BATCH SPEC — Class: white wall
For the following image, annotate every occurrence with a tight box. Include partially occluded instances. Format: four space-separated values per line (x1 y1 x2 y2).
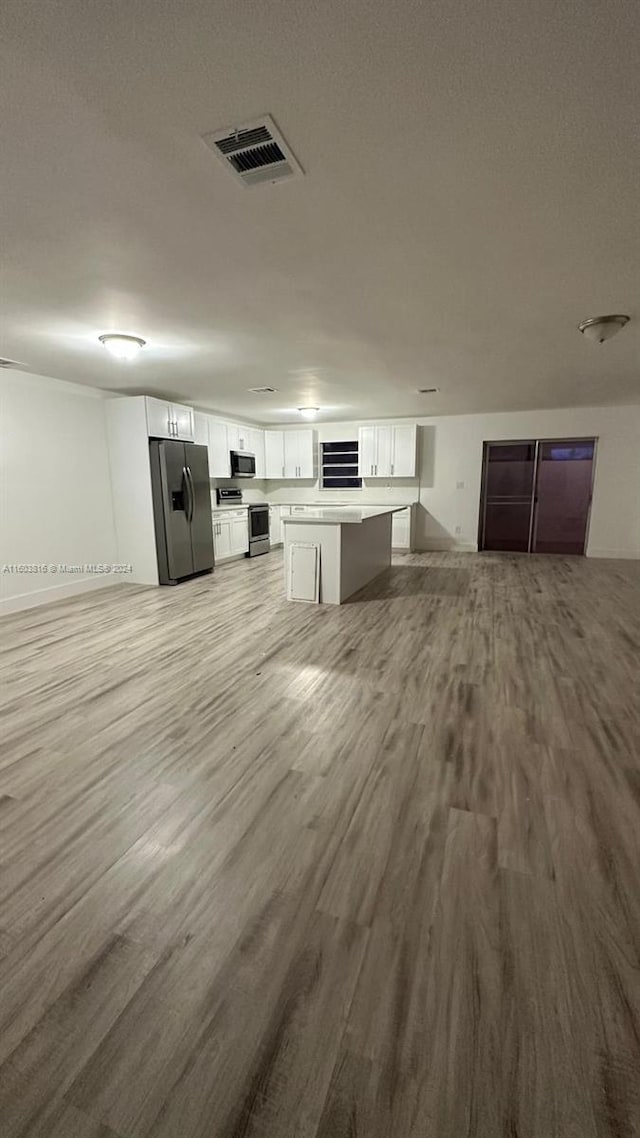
415 405 640 558
268 406 640 558
0 370 118 612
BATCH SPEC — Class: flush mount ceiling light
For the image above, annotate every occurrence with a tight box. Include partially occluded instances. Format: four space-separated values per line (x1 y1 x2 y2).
98 333 146 361
298 406 319 419
577 314 630 343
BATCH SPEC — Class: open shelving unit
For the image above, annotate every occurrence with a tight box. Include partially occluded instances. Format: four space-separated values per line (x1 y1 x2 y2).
320 440 362 489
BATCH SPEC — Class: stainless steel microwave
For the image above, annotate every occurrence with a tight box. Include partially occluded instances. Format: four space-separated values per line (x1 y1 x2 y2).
230 450 256 478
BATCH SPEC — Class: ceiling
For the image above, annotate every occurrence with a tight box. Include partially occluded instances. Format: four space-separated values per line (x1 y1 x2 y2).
1 0 639 424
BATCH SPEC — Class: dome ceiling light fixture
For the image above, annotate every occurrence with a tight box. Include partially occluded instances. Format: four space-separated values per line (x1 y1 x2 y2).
298 406 319 419
577 314 630 344
98 333 146 360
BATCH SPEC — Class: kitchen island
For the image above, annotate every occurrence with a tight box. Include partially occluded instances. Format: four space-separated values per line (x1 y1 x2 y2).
282 506 404 604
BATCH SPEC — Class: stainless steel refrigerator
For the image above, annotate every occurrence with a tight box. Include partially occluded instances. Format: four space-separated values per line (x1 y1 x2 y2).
149 440 214 584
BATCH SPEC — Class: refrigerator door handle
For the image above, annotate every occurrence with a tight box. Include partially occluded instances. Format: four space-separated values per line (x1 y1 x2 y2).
186 465 195 523
182 466 191 523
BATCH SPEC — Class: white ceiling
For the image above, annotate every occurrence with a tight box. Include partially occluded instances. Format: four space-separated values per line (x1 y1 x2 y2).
1 0 639 423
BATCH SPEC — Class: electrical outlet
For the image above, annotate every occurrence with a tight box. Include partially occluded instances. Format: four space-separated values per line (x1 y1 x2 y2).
455 525 462 534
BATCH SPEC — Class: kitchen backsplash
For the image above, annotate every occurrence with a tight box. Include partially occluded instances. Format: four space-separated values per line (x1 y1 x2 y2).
210 476 418 506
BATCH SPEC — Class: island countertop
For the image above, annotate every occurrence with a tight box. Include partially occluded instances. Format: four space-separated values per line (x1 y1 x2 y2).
281 506 405 526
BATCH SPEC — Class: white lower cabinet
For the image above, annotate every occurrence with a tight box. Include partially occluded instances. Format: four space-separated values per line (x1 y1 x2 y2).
212 509 249 561
269 505 282 546
391 507 413 550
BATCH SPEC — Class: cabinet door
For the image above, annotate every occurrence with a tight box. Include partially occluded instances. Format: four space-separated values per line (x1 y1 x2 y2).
193 413 208 446
392 509 411 549
284 432 300 479
269 508 281 545
265 431 285 478
207 420 230 477
230 516 249 555
391 425 417 477
358 426 376 477
213 518 232 559
247 429 265 478
375 426 393 477
226 424 240 451
173 404 194 441
297 430 315 479
145 397 172 438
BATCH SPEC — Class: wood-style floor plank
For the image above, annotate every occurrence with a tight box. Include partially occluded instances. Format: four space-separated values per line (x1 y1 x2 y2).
0 549 639 1137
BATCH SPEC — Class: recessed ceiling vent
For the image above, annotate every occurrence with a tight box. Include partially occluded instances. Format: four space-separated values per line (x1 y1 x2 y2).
249 386 278 393
202 115 303 187
417 387 439 394
0 358 25 369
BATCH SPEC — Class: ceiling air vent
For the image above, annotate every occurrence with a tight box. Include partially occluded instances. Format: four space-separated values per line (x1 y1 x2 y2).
417 387 439 394
202 115 303 187
249 386 278 394
0 358 25 369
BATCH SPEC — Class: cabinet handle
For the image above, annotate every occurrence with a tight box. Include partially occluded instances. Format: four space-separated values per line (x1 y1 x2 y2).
391 463 394 475
282 466 285 478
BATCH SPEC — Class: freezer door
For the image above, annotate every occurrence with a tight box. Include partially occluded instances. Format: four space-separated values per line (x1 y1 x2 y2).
157 440 194 582
184 442 215 573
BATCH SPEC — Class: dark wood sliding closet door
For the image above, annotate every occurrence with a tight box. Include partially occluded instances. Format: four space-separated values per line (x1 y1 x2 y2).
480 441 537 552
479 437 596 555
532 439 595 554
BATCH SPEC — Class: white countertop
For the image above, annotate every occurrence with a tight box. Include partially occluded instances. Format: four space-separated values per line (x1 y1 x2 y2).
281 506 405 526
211 504 249 511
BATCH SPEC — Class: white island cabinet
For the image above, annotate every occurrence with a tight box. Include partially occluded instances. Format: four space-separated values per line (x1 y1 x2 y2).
282 507 404 604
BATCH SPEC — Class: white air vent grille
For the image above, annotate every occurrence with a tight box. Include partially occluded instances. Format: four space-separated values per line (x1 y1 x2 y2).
0 358 25 369
202 115 303 187
249 386 278 393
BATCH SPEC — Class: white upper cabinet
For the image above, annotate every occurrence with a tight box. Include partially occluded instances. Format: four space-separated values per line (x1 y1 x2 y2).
375 426 393 477
193 413 209 446
283 430 315 479
208 419 231 477
283 432 299 479
358 424 416 477
246 428 266 478
358 426 377 478
145 397 194 441
265 431 285 478
296 430 315 479
226 424 240 452
173 404 195 440
390 424 417 477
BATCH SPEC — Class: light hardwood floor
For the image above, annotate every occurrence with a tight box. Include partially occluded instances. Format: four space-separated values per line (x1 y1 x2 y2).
0 550 639 1137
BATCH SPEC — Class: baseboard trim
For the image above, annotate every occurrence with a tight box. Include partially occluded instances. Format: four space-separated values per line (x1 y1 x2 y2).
586 548 640 560
0 576 124 616
417 540 478 553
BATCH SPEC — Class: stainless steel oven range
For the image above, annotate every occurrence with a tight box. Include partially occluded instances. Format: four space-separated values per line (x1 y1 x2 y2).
248 503 270 557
